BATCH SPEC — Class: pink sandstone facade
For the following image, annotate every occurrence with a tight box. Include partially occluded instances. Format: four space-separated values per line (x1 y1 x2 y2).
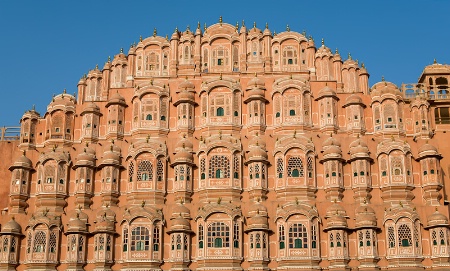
1 19 450 271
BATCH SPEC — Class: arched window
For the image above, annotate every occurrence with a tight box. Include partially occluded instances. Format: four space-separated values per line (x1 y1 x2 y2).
398 224 412 247
209 155 230 179
207 222 230 248
131 226 150 251
137 160 153 181
277 157 284 178
289 223 308 248
278 224 285 249
216 107 224 116
33 231 46 252
289 109 296 116
198 224 204 248
287 157 304 177
146 114 152 120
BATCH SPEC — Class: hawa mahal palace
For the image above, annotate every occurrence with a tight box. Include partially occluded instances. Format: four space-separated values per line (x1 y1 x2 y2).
0 18 450 271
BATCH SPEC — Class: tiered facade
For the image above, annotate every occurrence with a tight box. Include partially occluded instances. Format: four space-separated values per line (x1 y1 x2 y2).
1 19 450 271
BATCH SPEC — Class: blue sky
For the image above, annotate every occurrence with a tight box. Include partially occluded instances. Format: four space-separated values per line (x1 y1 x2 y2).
0 0 449 126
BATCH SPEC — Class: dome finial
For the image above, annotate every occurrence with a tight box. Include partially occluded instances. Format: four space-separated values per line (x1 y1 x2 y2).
434 58 437 64
235 21 239 30
219 16 223 25
265 22 268 29
286 24 290 32
139 35 142 42
382 75 385 81
175 26 178 33
253 21 256 28
361 62 365 68
108 56 111 62
186 25 190 32
348 53 352 60
302 30 306 36
120 47 124 53
197 21 200 29
322 38 324 45
335 48 339 54
153 28 157 37
242 20 245 27
95 64 99 69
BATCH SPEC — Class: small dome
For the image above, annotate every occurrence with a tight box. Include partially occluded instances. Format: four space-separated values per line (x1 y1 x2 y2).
10 153 33 169
103 61 111 70
247 75 265 89
1 217 22 235
315 44 332 58
171 216 191 227
107 92 126 106
247 215 268 230
349 138 370 157
427 210 449 227
247 201 268 217
67 214 88 233
179 79 195 90
248 146 268 160
418 143 438 156
172 204 191 217
174 149 193 163
77 148 95 161
355 205 377 228
317 86 337 98
248 135 266 148
128 45 136 55
175 137 194 151
178 90 195 101
325 203 348 229
82 102 100 114
247 87 265 98
323 136 341 147
326 203 347 217
371 81 400 97
345 94 363 105
100 145 121 165
103 150 120 162
323 145 342 156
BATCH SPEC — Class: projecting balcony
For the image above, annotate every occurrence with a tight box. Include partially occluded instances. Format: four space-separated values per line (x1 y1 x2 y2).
402 83 450 100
